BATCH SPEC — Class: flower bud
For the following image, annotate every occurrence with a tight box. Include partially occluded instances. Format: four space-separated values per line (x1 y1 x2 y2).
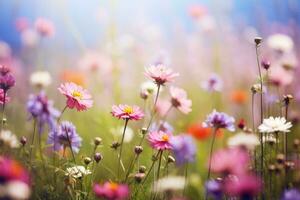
254 37 262 46
94 137 102 146
237 119 245 130
294 139 300 149
84 157 92 165
261 60 271 70
283 94 293 106
251 84 261 94
167 155 175 163
139 165 146 173
94 153 103 163
134 146 143 155
111 141 120 149
134 173 145 183
276 154 285 164
2 118 7 125
140 91 149 100
141 128 147 135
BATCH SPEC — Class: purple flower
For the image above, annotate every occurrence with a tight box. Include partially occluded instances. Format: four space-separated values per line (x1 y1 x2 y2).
150 121 174 134
170 134 196 165
47 121 82 153
203 110 235 131
0 73 15 91
281 189 300 200
201 73 223 92
27 92 60 134
205 179 223 200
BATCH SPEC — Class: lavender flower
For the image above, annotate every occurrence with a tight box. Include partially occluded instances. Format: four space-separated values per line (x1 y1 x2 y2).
205 179 223 200
27 92 60 134
281 189 300 200
47 121 82 153
203 110 235 131
201 73 223 92
170 134 196 165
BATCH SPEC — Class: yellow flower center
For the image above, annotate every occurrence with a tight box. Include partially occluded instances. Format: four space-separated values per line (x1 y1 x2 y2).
108 182 118 191
72 91 82 99
124 106 133 114
162 134 169 142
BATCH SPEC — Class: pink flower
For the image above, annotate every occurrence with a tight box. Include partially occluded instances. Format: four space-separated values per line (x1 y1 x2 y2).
58 82 93 111
170 86 192 114
145 64 179 85
111 104 144 121
34 18 55 37
15 17 29 32
155 100 172 117
0 89 10 104
224 174 262 198
210 148 250 176
148 130 173 150
93 182 129 200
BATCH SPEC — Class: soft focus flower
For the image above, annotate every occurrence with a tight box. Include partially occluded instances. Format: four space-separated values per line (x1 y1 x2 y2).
201 73 223 92
30 71 52 88
267 34 294 53
145 64 179 85
210 148 250 175
65 166 91 179
230 90 248 104
0 89 10 104
148 130 173 150
227 132 259 150
188 4 207 19
187 123 223 141
21 29 39 47
170 134 196 165
269 67 293 87
48 121 82 153
5 180 31 200
140 81 158 97
60 69 86 86
224 174 262 198
15 17 29 32
111 104 144 121
0 41 11 59
34 18 55 37
205 179 222 200
27 92 60 133
203 110 235 131
169 86 192 114
153 176 185 193
150 121 174 135
58 82 93 111
111 126 134 143
281 189 300 200
258 117 292 133
0 130 19 148
93 182 129 200
78 51 112 73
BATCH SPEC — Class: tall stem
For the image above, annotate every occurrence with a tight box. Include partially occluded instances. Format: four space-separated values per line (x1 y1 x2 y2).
146 84 161 130
1 90 6 130
29 118 37 166
252 93 257 171
66 130 77 164
118 119 129 180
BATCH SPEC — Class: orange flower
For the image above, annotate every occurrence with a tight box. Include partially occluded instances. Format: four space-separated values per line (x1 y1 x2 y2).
60 69 85 86
187 123 223 141
230 90 248 104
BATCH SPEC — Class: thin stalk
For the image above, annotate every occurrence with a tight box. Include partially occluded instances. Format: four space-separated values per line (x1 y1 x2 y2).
66 130 77 164
252 92 257 172
183 164 188 196
118 119 129 180
146 84 161 130
1 90 6 130
29 118 37 166
284 104 289 188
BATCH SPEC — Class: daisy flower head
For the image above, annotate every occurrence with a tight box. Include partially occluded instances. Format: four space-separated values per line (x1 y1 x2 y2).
58 82 93 111
148 130 173 150
203 110 235 132
30 71 52 88
170 86 192 114
258 117 292 133
227 132 259 150
0 130 19 148
93 181 129 200
153 176 185 193
111 104 144 121
145 64 179 86
65 165 91 179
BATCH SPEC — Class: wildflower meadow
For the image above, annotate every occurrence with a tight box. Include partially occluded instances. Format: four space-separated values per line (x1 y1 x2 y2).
0 1 300 200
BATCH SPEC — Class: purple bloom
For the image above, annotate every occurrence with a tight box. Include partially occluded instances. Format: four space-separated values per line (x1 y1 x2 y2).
201 73 223 92
27 92 60 134
203 110 235 131
170 134 196 165
47 121 82 153
0 73 15 91
205 179 223 200
281 189 300 200
150 121 174 134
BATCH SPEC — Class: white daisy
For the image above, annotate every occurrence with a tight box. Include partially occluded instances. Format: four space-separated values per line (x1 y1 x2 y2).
258 117 292 133
262 135 277 144
65 166 91 179
111 126 134 143
267 34 294 53
227 132 259 150
0 130 19 148
30 71 52 88
153 176 185 193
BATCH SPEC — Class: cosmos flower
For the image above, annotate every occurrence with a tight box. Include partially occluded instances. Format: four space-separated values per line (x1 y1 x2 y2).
201 73 223 92
205 179 223 200
153 176 185 193
281 189 300 200
170 134 196 165
34 17 55 37
258 117 292 133
0 130 19 148
65 166 91 179
267 34 294 53
47 121 82 153
58 82 93 111
148 130 173 150
210 148 250 175
27 92 60 133
93 182 129 200
169 86 192 114
145 64 179 85
30 71 52 88
203 110 235 132
224 174 262 199
111 104 144 121
0 89 10 104
227 132 259 150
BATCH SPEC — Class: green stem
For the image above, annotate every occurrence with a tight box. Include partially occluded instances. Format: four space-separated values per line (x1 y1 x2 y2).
118 119 129 180
29 119 37 166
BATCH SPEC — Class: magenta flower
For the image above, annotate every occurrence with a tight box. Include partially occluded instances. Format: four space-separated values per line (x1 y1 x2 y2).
170 86 192 114
111 104 144 121
224 174 262 198
148 130 173 150
145 64 179 85
0 89 10 104
34 18 55 37
93 182 129 200
209 148 250 176
58 82 93 111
